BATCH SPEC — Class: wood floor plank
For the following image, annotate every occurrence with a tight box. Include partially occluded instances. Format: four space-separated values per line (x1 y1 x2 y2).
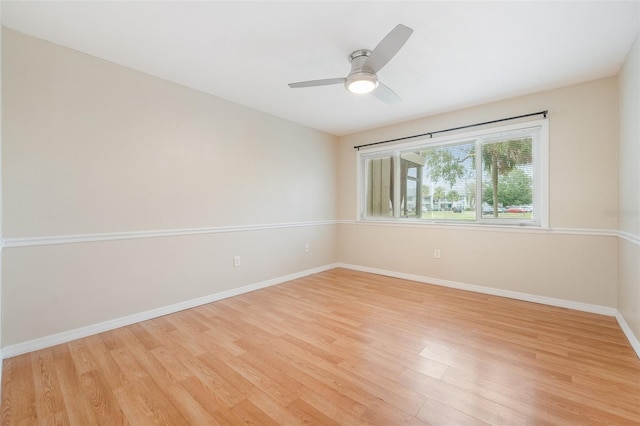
245 388 307 425
66 340 98 376
360 397 429 426
196 338 299 406
30 350 69 424
400 368 530 425
286 398 341 426
161 383 219 425
236 337 375 415
82 335 131 391
11 368 37 425
2 357 38 426
112 384 163 425
177 376 226 420
50 346 99 426
148 347 193 383
230 398 280 426
417 399 489 426
175 352 245 408
78 370 128 426
2 268 640 425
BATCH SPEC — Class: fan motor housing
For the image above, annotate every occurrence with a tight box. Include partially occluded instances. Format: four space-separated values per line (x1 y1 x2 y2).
345 49 379 93
349 49 373 71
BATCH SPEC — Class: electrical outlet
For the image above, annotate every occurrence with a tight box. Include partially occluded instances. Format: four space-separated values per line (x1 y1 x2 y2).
305 244 310 253
434 249 441 259
233 256 241 267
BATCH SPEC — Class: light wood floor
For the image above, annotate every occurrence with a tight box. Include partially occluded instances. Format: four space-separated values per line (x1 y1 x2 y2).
2 268 640 425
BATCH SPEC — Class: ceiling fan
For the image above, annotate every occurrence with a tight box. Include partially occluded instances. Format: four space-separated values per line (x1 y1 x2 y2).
288 24 414 104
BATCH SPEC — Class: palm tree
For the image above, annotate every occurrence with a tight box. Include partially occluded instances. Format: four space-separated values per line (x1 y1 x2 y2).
482 138 532 217
433 186 446 210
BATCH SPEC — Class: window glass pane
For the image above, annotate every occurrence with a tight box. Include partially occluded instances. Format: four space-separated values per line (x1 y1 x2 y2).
418 142 476 220
365 155 394 217
404 179 417 216
400 153 423 218
481 137 533 220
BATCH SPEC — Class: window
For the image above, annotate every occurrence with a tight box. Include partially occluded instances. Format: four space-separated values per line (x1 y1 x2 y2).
358 120 548 227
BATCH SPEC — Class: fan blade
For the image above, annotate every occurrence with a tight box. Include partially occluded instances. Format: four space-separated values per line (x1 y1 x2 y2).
288 78 346 88
364 24 413 73
372 82 401 104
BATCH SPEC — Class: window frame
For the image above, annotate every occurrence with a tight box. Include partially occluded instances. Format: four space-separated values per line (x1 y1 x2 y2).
356 119 549 228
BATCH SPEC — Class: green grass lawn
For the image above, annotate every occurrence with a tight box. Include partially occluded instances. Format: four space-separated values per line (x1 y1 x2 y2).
417 210 533 220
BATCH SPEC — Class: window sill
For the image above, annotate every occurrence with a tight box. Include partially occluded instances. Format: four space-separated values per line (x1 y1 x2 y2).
352 218 551 234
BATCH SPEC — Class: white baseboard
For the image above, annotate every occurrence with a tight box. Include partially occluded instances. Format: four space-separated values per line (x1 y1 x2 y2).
338 263 617 316
1 263 339 359
615 311 640 359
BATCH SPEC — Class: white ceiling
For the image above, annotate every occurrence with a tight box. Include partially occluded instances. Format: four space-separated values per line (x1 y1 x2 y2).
2 1 639 136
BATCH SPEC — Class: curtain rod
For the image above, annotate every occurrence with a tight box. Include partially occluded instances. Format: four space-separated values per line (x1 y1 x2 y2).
353 110 548 150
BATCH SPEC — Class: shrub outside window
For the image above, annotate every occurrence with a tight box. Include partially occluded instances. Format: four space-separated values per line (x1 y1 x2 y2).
358 120 548 227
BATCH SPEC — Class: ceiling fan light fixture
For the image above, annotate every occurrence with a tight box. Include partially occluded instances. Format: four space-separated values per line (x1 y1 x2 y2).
346 72 378 94
288 24 412 104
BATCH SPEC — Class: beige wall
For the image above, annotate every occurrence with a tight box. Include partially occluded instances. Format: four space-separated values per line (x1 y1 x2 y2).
618 37 640 238
338 78 619 307
3 29 337 237
618 34 640 341
339 224 617 305
1 29 338 346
